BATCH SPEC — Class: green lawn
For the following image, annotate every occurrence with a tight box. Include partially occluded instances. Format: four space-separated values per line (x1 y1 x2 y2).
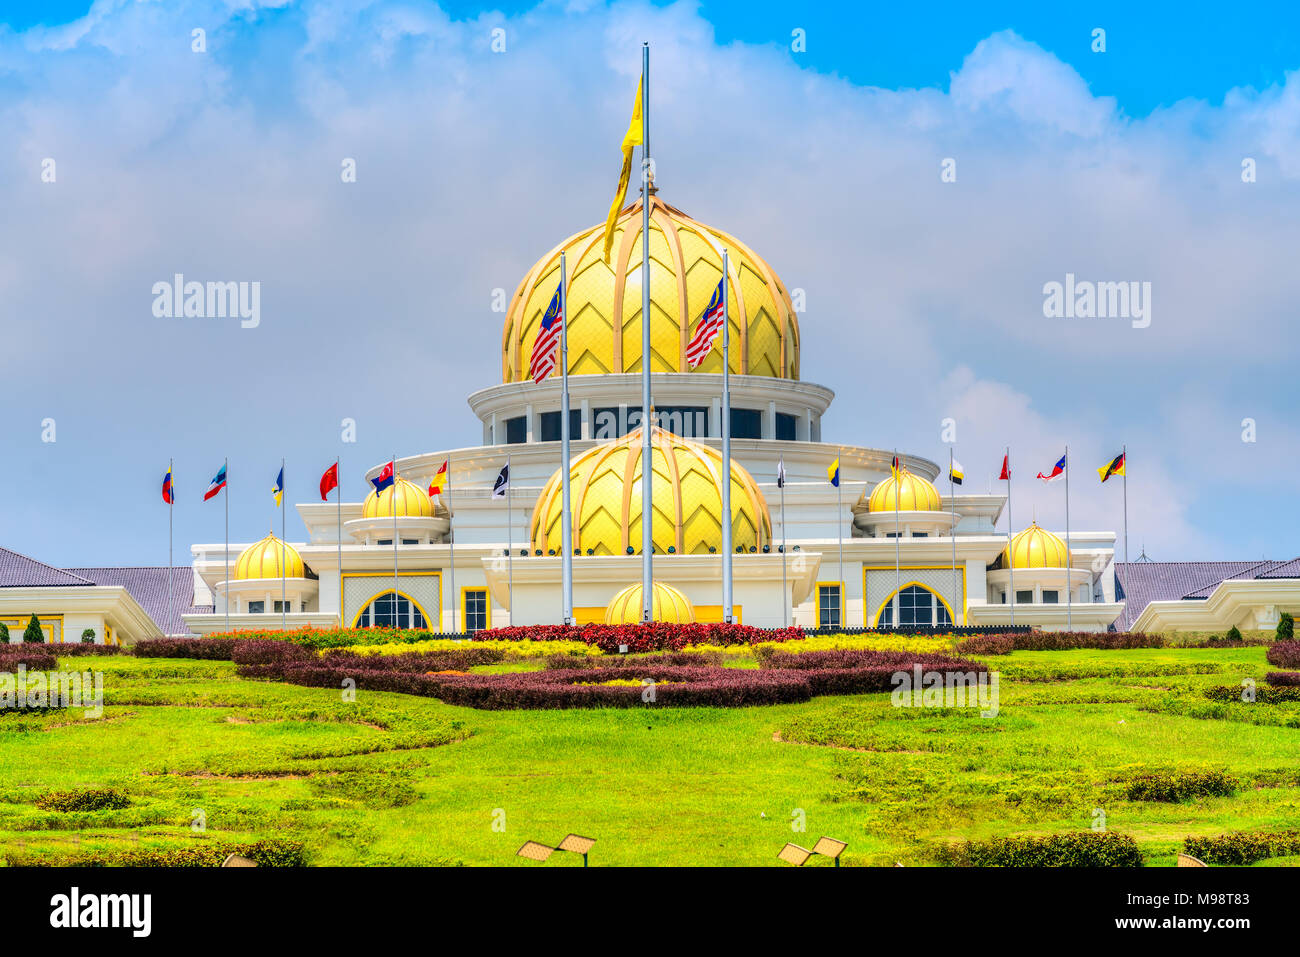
1 646 1297 866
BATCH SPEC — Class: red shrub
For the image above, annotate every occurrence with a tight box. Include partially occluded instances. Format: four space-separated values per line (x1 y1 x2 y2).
133 638 237 660
473 621 803 653
1267 641 1300 670
1265 671 1300 687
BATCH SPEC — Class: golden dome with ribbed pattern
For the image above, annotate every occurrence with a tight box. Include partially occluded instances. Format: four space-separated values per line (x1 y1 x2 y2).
604 581 695 624
234 531 305 580
1003 522 1071 569
502 196 800 382
530 424 771 556
362 477 434 519
866 469 942 512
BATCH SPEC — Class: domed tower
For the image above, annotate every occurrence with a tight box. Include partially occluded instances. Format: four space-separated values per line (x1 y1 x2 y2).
853 467 956 539
215 531 318 617
347 476 449 546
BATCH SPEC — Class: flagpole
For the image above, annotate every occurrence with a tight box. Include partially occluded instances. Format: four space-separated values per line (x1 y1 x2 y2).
837 468 843 626
448 456 457 633
507 453 513 623
950 448 959 625
640 40 653 622
721 249 733 623
168 458 173 638
1006 446 1014 627
393 453 400 626
280 458 286 630
560 251 574 626
780 458 788 628
893 450 901 627
1064 445 1073 631
1122 444 1129 629
336 457 343 628
223 457 229 630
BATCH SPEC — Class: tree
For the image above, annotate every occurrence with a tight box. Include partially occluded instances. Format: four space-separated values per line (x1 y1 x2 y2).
0 622 8 644
1277 612 1295 642
1226 625 1243 643
81 628 97 644
22 614 44 644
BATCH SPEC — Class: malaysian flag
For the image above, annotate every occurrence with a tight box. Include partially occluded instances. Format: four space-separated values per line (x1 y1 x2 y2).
685 279 726 369
528 285 564 382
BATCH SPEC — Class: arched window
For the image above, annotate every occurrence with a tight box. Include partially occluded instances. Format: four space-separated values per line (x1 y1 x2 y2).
877 584 953 628
356 591 427 629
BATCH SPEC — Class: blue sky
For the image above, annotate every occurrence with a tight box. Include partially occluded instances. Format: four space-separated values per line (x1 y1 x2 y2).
1 0 1298 566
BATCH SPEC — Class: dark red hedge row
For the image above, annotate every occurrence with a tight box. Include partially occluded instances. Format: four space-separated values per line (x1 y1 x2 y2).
1266 641 1300 669
0 646 59 670
471 621 804 653
955 635 1016 656
994 631 1164 651
1265 671 1300 688
133 637 238 659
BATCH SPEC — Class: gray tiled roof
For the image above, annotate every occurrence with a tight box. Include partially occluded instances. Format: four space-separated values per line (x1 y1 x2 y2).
1116 559 1300 626
0 548 94 587
67 567 196 637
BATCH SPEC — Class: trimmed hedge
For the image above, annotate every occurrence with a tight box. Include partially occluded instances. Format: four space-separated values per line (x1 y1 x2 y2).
993 631 1164 651
934 831 1143 867
0 647 59 671
1265 671 1300 687
474 622 804 653
1123 769 1237 803
1184 829 1300 866
1204 683 1300 704
955 635 1015 656
43 644 126 657
133 638 237 660
35 787 131 812
1266 641 1300 669
4 838 306 868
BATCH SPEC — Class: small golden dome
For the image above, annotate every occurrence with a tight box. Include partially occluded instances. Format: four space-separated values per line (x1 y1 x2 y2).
502 195 799 382
604 581 695 624
362 477 434 519
1003 522 1071 569
234 531 305 580
867 469 942 512
530 424 771 556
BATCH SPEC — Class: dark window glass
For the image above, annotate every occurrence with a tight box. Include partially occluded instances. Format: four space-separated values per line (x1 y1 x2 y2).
504 416 527 444
358 592 426 629
464 589 489 633
775 412 797 441
817 585 841 628
730 407 762 439
539 409 583 442
248 600 265 614
1042 590 1059 604
401 539 420 545
273 600 290 613
878 585 952 627
1015 590 1033 604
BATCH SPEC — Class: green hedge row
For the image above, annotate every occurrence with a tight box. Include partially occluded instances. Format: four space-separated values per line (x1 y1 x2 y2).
933 831 1143 867
1184 829 1300 866
1123 769 1237 802
4 838 306 868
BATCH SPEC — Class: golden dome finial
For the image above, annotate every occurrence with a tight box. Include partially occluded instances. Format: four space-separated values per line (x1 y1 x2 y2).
1004 523 1070 569
605 581 693 624
234 531 305 581
866 467 942 512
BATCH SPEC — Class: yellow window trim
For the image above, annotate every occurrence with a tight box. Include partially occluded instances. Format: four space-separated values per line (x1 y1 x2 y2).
460 586 491 632
873 581 958 628
863 565 967 626
815 581 844 626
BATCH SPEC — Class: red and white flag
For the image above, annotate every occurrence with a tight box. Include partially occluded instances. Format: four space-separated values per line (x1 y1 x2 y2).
685 279 726 369
528 285 564 382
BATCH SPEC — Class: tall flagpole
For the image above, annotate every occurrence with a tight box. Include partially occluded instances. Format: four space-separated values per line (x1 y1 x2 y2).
1064 445 1073 631
224 457 229 630
836 467 843 625
640 40 653 621
893 451 901 626
336 457 343 627
280 457 286 630
392 453 400 626
560 251 574 626
1006 446 1014 626
950 448 959 625
721 249 734 623
780 458 788 628
1118 444 1128 631
507 453 514 622
168 458 174 638
448 456 457 633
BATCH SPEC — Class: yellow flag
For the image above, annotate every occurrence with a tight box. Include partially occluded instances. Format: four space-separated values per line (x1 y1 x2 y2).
603 74 644 263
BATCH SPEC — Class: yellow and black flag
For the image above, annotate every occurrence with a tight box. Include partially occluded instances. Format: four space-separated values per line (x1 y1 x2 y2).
1098 451 1126 482
602 74 644 263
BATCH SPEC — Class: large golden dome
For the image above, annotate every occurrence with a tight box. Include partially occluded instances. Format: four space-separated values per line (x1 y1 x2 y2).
604 581 695 624
362 477 435 519
502 195 799 382
1003 522 1071 569
866 469 942 512
234 531 305 580
530 424 771 556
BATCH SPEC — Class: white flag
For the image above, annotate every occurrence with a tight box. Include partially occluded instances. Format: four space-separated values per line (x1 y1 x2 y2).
777 458 786 489
492 464 510 499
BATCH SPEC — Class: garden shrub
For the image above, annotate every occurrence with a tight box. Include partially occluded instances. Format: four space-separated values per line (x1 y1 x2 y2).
308 772 418 808
1226 625 1243 642
1277 612 1295 642
0 622 7 643
132 638 238 660
1265 671 1300 688
4 838 306 868
0 646 59 671
955 635 1015 655
990 631 1164 651
35 787 131 812
1184 829 1300 866
22 614 44 644
1204 683 1300 703
80 628 96 644
321 646 505 672
229 639 316 666
934 831 1143 867
475 621 804 653
1122 769 1237 802
1266 641 1300 669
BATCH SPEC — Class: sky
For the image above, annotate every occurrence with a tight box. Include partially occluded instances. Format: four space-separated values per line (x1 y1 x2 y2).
1 0 1298 567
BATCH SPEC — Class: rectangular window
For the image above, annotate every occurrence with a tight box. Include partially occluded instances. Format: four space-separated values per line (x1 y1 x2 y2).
539 409 583 443
1015 590 1033 604
247 600 265 614
273 600 291 613
729 407 762 439
464 588 489 633
817 584 841 628
401 538 420 545
775 412 797 441
377 539 392 546
1042 590 1059 604
504 415 527 444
